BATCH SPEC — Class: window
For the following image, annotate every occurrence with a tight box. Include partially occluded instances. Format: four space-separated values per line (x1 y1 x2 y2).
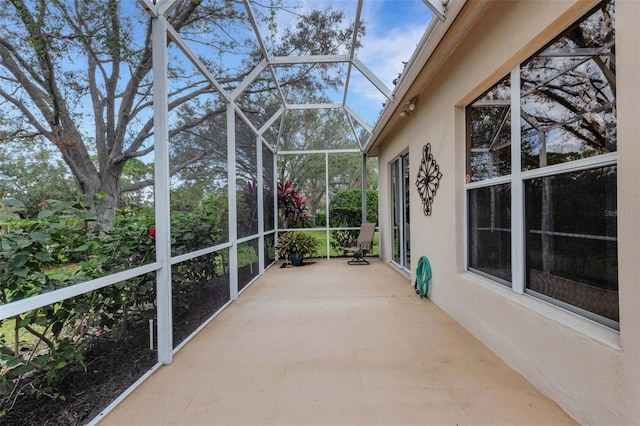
468 183 512 284
525 166 618 324
466 77 511 183
466 0 618 329
466 76 512 284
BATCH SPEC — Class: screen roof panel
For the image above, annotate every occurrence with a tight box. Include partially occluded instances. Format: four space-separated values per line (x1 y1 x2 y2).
143 0 438 152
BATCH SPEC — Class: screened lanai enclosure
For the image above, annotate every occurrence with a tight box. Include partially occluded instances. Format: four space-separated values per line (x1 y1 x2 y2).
0 0 443 422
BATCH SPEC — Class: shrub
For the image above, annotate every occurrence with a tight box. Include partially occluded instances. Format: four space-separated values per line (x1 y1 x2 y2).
329 189 378 253
0 199 231 414
315 211 326 227
274 231 319 262
329 189 378 227
278 181 310 228
0 199 106 406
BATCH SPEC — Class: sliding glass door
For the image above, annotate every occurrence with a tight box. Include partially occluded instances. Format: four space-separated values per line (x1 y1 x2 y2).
391 153 410 271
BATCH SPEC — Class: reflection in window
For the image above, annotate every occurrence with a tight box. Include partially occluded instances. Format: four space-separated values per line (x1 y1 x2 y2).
468 184 512 284
467 77 511 182
521 0 616 170
391 153 409 270
525 166 618 324
465 0 618 329
392 159 401 265
404 154 411 270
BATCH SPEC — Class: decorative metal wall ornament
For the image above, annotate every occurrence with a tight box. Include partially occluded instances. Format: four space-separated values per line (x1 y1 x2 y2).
416 143 443 216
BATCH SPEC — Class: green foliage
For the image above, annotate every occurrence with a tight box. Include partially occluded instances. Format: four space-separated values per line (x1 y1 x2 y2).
329 189 378 252
330 230 357 254
199 192 229 242
237 243 259 268
170 190 229 255
0 199 101 301
0 198 231 414
0 200 133 400
0 199 105 409
329 189 378 227
274 231 320 261
170 211 220 256
237 181 259 237
120 159 154 209
315 211 326 227
0 141 80 218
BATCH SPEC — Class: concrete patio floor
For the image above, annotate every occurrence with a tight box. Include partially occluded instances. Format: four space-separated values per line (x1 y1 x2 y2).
100 259 576 425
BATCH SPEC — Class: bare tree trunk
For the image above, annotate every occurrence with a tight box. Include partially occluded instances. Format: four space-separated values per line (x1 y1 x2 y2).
54 123 122 227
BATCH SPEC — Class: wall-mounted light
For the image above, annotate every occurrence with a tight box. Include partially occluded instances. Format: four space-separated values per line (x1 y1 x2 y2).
400 98 417 118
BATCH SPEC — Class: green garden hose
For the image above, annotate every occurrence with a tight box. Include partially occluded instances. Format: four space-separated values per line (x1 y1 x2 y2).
415 255 432 298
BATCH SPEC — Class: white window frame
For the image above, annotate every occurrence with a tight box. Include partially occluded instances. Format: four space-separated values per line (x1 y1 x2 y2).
464 4 618 329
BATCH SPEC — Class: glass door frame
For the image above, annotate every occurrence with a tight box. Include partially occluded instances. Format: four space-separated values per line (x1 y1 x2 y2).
391 152 410 272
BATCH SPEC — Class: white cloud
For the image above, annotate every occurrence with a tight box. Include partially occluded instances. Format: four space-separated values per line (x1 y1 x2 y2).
346 22 427 119
247 0 433 124
359 25 426 89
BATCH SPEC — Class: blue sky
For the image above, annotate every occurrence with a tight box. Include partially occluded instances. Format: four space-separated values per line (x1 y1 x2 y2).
250 0 436 124
100 1 434 142
133 0 435 125
354 0 435 121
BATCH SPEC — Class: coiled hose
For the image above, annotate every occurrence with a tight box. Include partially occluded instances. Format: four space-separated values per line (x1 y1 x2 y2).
415 255 432 298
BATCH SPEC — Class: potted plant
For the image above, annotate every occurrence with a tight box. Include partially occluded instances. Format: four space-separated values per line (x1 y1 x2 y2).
274 231 320 266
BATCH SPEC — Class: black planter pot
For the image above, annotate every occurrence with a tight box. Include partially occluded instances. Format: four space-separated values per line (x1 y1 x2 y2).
289 253 304 266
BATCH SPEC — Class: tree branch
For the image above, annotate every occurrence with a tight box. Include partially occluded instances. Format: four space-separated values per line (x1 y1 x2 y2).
0 42 53 135
0 86 51 138
122 87 227 160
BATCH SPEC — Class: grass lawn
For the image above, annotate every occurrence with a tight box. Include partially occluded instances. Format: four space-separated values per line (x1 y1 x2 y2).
305 229 380 258
0 317 44 350
1 318 16 347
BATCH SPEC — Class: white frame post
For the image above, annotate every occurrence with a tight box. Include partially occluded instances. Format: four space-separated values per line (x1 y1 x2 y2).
325 152 331 258
257 136 265 274
152 13 173 364
510 65 525 294
362 154 367 224
273 151 278 236
227 103 239 300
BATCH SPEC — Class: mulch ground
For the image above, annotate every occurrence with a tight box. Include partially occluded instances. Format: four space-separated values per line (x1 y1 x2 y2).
1 277 230 426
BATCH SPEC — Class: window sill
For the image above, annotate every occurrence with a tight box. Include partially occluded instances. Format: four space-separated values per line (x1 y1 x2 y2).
460 271 621 350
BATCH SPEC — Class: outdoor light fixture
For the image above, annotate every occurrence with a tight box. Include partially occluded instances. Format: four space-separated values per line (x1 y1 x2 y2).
400 98 417 118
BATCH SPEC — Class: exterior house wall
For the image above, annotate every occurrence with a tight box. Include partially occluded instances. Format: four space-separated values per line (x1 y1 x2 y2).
375 1 640 424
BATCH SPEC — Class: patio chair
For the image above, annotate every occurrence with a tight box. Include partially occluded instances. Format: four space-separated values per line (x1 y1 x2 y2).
345 223 376 265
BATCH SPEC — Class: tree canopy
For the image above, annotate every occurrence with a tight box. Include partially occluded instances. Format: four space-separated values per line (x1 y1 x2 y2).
0 0 363 223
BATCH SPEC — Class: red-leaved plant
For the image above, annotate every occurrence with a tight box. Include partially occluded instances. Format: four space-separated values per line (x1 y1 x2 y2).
277 181 309 228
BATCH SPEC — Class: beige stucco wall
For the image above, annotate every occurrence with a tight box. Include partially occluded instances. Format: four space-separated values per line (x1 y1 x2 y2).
375 1 640 424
